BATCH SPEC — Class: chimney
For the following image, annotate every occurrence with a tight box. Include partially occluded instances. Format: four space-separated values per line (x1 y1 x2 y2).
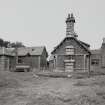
66 13 78 37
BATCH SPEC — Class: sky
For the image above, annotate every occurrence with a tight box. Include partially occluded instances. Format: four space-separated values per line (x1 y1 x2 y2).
0 0 105 54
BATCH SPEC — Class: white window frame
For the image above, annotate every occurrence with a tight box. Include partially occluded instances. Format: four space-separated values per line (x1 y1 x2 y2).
65 46 74 55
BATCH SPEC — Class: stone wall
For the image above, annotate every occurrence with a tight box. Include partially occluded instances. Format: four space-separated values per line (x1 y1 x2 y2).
53 38 88 55
90 54 101 71
52 38 90 71
0 56 10 71
101 43 105 67
18 56 39 70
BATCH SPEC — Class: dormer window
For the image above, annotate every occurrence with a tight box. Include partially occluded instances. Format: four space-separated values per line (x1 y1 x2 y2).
65 45 74 55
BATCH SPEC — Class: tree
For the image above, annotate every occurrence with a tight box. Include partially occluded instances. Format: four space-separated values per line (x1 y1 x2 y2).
0 37 25 48
10 42 25 48
3 41 10 48
0 38 4 47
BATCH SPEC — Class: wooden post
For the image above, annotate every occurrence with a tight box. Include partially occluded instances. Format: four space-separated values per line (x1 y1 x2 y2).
56 55 58 70
88 55 91 77
83 54 86 71
2 47 5 71
15 47 18 64
53 55 56 69
1 56 5 71
7 58 9 71
38 56 40 70
14 46 18 71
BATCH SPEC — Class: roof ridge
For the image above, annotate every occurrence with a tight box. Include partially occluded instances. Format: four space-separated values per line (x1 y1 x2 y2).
51 37 91 54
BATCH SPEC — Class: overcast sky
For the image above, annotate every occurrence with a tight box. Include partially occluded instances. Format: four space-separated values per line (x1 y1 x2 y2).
0 0 105 54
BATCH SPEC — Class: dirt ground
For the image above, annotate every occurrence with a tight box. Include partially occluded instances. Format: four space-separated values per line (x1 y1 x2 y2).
0 71 105 105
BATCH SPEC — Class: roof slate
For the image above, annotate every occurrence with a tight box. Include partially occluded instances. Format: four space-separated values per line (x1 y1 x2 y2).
0 46 46 56
51 37 91 54
17 47 45 56
0 47 15 56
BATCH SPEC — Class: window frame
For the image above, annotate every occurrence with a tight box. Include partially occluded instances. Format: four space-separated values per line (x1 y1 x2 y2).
18 58 23 64
91 59 99 66
65 46 74 55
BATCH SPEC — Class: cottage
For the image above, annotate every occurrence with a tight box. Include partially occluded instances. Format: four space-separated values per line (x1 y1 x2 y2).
49 13 105 73
49 14 91 72
0 47 15 71
90 39 105 71
0 46 48 71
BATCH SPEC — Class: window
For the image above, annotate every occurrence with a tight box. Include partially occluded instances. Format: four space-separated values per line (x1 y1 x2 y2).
27 53 31 57
65 46 74 55
18 58 23 64
32 49 34 51
91 59 99 65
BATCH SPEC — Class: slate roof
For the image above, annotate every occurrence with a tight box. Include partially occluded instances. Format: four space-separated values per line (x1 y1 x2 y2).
17 46 46 56
0 47 15 56
0 46 47 56
79 40 90 47
51 37 91 54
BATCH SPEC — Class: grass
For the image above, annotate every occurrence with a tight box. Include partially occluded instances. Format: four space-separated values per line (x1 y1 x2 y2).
0 71 20 89
36 70 90 79
0 70 105 105
73 81 88 86
96 92 105 99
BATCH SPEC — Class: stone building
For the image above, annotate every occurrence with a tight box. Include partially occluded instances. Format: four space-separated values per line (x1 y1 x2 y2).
0 47 14 71
90 39 105 71
49 13 105 72
0 46 48 71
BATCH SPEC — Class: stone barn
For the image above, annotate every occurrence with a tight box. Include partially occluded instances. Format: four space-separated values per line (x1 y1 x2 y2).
49 13 105 72
0 46 48 71
49 14 91 72
90 38 105 71
0 47 14 71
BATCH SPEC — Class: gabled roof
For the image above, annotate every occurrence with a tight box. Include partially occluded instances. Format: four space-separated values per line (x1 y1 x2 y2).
0 46 48 57
51 37 91 54
0 47 15 56
17 46 47 56
79 40 90 47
